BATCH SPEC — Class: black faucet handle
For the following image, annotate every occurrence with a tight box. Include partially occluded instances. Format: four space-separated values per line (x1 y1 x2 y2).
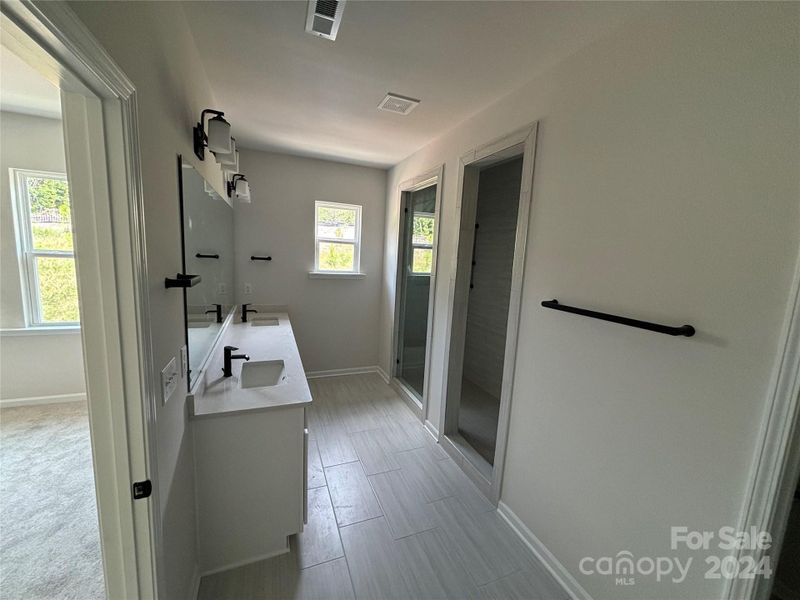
224 345 239 351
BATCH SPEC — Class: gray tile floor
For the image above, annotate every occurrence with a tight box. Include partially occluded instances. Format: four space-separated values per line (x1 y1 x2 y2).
198 373 566 600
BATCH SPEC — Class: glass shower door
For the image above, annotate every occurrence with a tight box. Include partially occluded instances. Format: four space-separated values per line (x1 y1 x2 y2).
396 184 437 400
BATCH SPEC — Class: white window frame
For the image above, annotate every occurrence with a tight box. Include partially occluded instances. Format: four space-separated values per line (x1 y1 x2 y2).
10 168 79 327
314 200 362 274
409 210 435 276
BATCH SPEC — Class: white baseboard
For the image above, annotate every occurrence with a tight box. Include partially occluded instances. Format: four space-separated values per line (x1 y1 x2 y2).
375 365 390 384
497 501 593 600
424 419 440 439
304 365 385 379
0 392 86 408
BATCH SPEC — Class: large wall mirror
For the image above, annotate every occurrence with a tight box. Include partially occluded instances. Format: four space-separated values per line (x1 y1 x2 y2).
178 158 235 386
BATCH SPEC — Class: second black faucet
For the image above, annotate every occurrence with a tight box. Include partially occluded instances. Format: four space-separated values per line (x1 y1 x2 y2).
241 303 258 322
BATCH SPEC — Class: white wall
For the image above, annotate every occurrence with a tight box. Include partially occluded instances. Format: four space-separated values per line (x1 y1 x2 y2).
236 150 387 372
380 4 800 599
0 111 85 401
68 2 230 598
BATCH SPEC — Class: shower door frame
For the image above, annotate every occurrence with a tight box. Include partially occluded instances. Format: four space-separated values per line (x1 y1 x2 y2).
439 123 538 504
391 165 444 422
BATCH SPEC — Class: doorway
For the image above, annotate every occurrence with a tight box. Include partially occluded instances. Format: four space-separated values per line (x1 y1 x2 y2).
441 124 537 501
1 3 158 598
0 41 105 597
392 166 443 418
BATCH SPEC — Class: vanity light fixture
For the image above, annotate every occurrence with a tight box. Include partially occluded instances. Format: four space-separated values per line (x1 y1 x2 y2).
193 109 232 160
215 137 237 166
228 174 251 203
222 149 240 174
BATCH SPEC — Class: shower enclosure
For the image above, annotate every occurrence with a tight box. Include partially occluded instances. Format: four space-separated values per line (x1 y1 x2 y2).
393 172 441 408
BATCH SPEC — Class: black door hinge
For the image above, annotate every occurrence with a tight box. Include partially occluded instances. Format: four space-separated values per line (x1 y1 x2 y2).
132 480 152 500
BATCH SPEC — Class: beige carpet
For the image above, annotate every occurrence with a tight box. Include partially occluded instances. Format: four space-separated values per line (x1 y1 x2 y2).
0 402 105 599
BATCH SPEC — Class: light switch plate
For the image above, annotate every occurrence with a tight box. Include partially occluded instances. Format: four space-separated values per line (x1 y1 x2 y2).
161 356 178 405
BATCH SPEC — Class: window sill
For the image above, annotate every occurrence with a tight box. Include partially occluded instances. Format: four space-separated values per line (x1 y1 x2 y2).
308 271 366 280
0 325 81 337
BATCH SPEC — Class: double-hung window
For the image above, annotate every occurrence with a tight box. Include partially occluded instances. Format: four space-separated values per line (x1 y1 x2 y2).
410 211 434 275
11 169 80 326
314 201 362 273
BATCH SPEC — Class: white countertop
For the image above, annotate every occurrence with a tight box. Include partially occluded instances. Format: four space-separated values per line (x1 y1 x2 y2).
190 313 312 419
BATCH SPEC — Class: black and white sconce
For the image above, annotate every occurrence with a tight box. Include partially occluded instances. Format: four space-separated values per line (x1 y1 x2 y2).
193 109 232 160
215 136 238 168
228 174 251 203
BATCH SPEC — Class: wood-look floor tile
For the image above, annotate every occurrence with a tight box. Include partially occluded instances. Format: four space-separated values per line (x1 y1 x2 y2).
284 557 355 600
315 422 358 467
307 436 326 489
478 566 568 600
368 469 437 539
325 461 382 526
349 428 401 475
395 527 479 599
381 418 430 453
293 486 343 568
339 517 412 600
436 457 495 514
431 497 529 586
394 448 455 502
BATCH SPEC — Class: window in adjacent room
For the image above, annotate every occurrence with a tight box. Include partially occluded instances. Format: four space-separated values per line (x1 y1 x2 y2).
410 211 434 274
314 201 362 273
11 169 80 325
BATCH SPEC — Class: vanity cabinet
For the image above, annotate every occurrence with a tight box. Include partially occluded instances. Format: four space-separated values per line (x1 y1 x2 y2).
193 405 306 573
189 313 312 575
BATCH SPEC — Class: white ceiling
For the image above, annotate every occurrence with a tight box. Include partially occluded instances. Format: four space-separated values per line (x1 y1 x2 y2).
182 1 645 168
0 44 61 120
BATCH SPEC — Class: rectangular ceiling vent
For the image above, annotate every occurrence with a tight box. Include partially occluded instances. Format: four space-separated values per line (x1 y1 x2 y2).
306 0 346 41
378 93 420 116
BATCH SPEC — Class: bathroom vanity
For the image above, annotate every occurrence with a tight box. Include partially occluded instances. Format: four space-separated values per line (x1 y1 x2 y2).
188 312 311 574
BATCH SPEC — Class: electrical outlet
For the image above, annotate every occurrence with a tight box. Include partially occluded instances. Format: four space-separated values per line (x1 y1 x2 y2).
244 282 252 295
218 282 227 295
180 346 188 379
161 356 178 405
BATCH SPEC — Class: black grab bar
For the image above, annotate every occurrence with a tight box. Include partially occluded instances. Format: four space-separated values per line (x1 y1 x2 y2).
541 299 695 337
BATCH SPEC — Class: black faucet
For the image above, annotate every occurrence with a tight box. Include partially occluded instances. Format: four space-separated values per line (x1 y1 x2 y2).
205 303 223 323
222 345 249 377
241 303 258 322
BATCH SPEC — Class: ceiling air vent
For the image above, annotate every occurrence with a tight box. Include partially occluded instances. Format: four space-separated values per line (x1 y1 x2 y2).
306 0 346 41
377 93 420 116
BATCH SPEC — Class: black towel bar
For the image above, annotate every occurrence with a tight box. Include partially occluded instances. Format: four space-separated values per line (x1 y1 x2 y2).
195 253 219 259
541 299 695 337
251 255 272 261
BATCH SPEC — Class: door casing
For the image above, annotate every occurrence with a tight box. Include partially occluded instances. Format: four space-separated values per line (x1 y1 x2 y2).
390 165 444 424
439 123 538 504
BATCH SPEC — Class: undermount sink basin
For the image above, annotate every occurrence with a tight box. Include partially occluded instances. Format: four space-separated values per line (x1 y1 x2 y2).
250 317 279 327
240 359 286 388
